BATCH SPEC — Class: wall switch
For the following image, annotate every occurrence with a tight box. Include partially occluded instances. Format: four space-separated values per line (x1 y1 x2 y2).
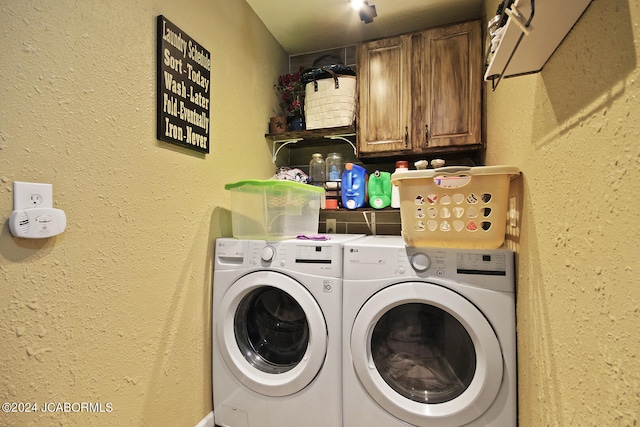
13 181 53 210
326 218 337 234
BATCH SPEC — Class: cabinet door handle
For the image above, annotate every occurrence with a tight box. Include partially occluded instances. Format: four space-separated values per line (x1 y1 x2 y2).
405 126 409 148
425 124 429 146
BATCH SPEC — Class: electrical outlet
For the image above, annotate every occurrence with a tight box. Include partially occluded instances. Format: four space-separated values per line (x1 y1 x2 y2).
326 218 337 234
13 181 53 210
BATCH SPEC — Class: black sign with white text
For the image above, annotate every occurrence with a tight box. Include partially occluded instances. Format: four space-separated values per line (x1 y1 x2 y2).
157 15 210 154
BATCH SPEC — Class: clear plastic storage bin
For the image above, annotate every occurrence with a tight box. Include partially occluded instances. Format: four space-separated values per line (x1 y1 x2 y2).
391 166 520 248
225 180 324 240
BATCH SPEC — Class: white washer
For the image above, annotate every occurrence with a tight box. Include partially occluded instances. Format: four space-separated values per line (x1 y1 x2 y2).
343 235 516 427
212 235 363 427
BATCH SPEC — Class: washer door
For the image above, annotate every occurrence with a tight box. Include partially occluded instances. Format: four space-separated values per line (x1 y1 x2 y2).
217 271 327 397
350 281 503 427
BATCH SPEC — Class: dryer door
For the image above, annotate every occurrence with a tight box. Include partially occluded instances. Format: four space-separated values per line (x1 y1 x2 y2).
216 271 328 397
350 281 503 427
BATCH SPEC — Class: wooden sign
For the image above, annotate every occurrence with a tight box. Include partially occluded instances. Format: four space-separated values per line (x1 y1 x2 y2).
157 15 211 153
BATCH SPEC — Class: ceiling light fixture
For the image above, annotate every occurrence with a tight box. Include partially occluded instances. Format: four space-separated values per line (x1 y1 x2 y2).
350 0 364 10
350 0 377 24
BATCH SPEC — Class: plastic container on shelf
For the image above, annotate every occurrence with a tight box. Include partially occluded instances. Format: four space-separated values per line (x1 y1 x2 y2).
325 152 343 181
309 153 326 186
224 180 324 240
368 170 392 209
391 166 520 248
341 163 367 209
391 160 409 208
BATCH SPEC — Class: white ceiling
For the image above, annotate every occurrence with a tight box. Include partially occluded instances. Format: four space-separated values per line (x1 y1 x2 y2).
246 0 484 55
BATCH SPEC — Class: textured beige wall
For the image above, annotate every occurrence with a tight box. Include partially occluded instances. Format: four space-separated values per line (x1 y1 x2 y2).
0 1 285 426
483 0 639 425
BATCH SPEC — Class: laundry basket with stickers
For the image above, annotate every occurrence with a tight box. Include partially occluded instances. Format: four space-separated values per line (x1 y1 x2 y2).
391 166 520 248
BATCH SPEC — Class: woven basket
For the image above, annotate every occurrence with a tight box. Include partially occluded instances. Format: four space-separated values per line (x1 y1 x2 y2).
304 69 356 130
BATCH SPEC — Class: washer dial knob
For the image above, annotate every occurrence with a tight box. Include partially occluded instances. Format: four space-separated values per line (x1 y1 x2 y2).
410 252 431 272
261 246 275 262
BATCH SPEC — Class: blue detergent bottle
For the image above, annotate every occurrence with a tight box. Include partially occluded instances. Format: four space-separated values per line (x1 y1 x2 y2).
341 163 367 209
368 170 392 209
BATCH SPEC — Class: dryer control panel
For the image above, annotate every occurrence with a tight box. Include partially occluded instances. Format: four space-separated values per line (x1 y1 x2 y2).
343 236 514 292
456 253 508 276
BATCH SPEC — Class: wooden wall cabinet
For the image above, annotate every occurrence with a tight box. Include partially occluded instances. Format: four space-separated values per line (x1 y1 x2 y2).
356 34 413 155
357 20 483 158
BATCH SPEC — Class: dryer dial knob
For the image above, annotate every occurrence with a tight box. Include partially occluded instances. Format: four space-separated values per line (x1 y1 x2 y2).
261 246 275 262
410 252 431 272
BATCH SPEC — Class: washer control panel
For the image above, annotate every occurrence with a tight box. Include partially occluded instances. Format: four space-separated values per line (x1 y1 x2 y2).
295 245 333 264
214 238 345 277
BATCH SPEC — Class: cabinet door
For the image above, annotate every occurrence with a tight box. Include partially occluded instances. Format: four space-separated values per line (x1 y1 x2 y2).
356 35 412 156
415 21 482 150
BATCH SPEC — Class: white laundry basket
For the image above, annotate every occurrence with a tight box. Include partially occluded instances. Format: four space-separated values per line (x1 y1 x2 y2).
391 166 520 248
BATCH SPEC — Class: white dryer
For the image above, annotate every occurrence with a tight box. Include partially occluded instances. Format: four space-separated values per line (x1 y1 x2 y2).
212 235 363 427
343 235 516 427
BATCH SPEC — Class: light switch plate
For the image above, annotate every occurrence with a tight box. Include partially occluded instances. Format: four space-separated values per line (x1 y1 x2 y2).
13 181 53 210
